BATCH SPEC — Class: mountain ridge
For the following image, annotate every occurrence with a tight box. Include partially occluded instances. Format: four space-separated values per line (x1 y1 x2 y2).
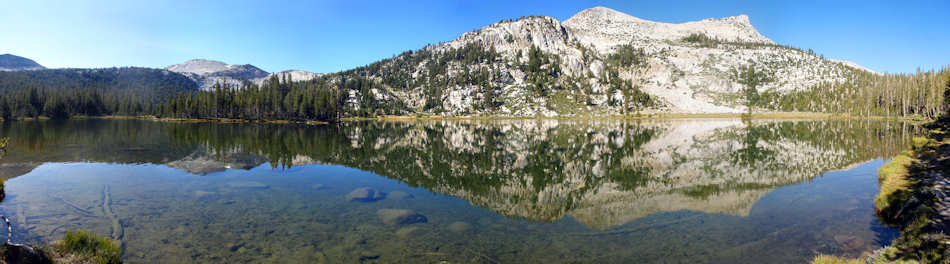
334 6 874 115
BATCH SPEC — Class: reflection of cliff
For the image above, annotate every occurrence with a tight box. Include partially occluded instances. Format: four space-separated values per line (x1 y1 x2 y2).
0 119 917 229
319 119 915 229
166 150 267 175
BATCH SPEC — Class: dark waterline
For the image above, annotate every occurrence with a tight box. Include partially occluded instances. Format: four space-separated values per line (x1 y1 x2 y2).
0 119 918 263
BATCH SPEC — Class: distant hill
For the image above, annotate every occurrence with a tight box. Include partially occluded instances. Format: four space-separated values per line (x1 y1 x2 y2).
165 59 323 90
0 67 198 103
0 54 45 71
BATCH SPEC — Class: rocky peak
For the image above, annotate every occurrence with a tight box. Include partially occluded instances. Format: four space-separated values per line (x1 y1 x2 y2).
685 14 771 44
724 14 751 25
566 6 649 25
564 7 773 52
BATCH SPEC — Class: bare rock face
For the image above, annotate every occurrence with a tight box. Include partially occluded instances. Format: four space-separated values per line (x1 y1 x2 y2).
377 209 427 226
346 187 386 202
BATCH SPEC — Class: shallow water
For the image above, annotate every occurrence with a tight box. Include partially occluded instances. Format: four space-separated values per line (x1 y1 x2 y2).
0 119 919 263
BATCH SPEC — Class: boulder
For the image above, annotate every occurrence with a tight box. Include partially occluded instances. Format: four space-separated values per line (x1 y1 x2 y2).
0 243 52 264
377 209 427 226
395 226 421 239
447 221 471 233
833 235 865 251
226 181 269 189
346 187 386 202
387 191 413 200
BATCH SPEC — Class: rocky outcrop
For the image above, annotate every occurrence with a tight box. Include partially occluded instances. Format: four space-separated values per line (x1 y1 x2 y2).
255 70 323 86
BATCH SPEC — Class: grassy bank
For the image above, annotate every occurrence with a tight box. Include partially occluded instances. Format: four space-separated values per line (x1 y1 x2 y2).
876 117 950 262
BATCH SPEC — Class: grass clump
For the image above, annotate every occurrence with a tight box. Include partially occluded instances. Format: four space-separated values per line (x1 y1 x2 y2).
0 137 7 149
810 254 865 264
811 252 922 264
57 230 121 264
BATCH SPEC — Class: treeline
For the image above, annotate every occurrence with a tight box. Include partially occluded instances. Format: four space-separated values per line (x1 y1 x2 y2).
0 71 409 122
159 74 408 121
762 66 950 118
0 87 155 120
0 67 197 102
0 67 196 120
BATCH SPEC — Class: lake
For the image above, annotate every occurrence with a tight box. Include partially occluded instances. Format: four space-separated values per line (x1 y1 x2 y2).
0 118 919 263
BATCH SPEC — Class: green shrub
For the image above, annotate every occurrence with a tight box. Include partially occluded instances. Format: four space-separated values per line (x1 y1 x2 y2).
681 33 721 47
59 230 121 264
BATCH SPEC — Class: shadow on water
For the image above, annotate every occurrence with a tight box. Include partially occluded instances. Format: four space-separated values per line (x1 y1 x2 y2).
0 118 924 263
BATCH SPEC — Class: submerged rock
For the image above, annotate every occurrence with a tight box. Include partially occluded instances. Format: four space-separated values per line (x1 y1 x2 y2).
226 181 269 189
395 226 421 239
194 190 216 199
377 209 427 226
357 251 380 261
311 184 329 190
833 235 865 251
447 221 471 233
387 191 413 200
347 187 385 202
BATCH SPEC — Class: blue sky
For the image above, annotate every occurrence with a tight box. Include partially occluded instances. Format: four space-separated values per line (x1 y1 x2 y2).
2 0 947 74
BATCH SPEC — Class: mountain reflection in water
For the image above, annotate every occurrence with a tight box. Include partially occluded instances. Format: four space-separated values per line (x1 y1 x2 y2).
0 119 918 263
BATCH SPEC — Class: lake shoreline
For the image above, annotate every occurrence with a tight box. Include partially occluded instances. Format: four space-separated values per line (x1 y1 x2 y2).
2 111 929 125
